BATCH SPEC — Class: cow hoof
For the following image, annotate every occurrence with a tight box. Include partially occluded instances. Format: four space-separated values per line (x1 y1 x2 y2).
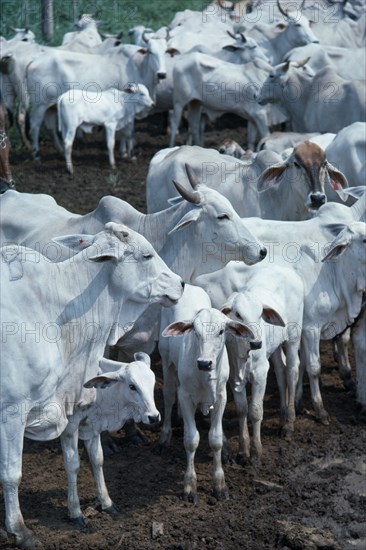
101 433 121 456
235 452 249 467
315 409 330 426
70 516 86 529
343 377 356 393
103 503 120 515
124 421 149 446
213 487 229 501
183 491 199 505
17 531 44 549
280 424 294 439
152 440 170 455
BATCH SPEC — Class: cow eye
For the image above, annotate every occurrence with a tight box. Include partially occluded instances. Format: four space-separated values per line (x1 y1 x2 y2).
293 160 300 168
143 253 153 260
217 214 229 220
236 312 243 321
219 329 224 335
129 384 137 391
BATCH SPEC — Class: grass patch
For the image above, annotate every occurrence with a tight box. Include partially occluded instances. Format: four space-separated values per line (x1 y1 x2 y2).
1 0 211 45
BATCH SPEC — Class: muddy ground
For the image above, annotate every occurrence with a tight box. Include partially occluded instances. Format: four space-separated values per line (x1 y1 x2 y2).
1 115 366 550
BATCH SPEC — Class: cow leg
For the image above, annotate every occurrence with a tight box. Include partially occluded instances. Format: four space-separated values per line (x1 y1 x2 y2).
272 347 287 431
252 110 269 150
119 122 135 160
284 342 300 436
0 423 41 548
247 121 258 151
63 127 76 175
333 330 355 391
187 101 203 146
159 361 177 446
60 426 84 526
209 390 228 500
169 104 183 147
29 104 48 160
229 378 250 464
17 103 32 151
301 330 329 425
179 389 200 504
83 436 118 514
249 362 268 465
104 123 117 168
352 308 366 409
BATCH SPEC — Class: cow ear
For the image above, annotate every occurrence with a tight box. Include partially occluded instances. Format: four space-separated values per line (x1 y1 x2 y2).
168 208 201 234
326 163 349 198
220 305 232 316
52 234 95 251
322 227 352 262
324 223 348 237
162 320 194 336
84 373 119 389
226 321 255 340
134 351 151 367
261 306 285 327
257 164 287 192
340 186 366 200
322 243 349 262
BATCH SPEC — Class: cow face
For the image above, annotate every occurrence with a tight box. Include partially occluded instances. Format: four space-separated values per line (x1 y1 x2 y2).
257 141 348 214
139 37 168 81
53 222 184 309
168 165 267 269
274 10 319 48
84 352 161 425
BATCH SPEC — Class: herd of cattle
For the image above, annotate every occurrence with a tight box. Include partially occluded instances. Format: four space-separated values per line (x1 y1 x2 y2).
0 0 366 548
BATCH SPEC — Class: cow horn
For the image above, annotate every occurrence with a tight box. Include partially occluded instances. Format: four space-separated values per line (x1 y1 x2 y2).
295 56 310 68
277 0 288 18
240 32 247 43
142 30 151 43
185 163 199 189
173 180 201 204
226 30 237 40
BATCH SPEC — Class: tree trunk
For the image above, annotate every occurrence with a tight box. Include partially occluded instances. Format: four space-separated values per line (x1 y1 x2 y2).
41 0 54 42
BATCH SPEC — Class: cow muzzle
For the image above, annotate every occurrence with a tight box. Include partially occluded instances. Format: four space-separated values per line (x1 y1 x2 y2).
250 340 262 350
148 413 161 424
197 359 213 371
309 192 326 208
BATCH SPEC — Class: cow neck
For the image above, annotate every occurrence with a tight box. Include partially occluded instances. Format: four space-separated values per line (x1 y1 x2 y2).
139 200 192 252
54 256 116 336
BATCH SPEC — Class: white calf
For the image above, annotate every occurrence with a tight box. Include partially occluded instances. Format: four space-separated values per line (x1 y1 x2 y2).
58 84 154 173
159 285 254 503
196 265 304 463
60 352 160 525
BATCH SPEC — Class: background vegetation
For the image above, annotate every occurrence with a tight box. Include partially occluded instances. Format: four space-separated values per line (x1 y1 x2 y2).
0 0 212 45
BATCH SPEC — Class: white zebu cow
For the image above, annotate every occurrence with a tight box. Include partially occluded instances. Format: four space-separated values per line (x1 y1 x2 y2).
63 352 160 526
168 53 271 149
0 223 183 548
237 5 319 64
204 195 366 420
57 84 154 173
196 265 304 463
326 122 366 191
146 143 348 218
60 13 102 51
159 285 254 503
284 43 366 81
258 62 366 133
24 37 169 158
